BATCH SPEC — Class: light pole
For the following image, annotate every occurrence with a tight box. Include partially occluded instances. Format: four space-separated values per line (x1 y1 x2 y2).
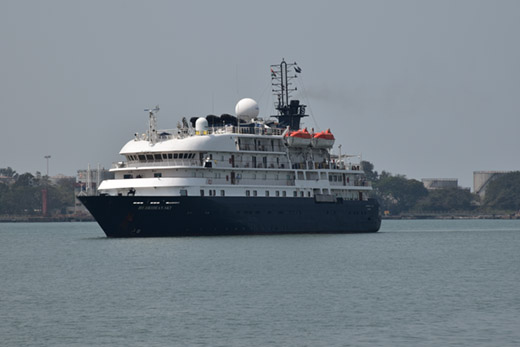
44 155 51 176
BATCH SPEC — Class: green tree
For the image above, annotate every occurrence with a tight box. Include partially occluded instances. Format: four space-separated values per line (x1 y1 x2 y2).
0 183 9 214
13 173 35 188
0 170 78 216
373 175 428 214
483 172 520 211
1 173 41 214
360 160 378 182
48 177 76 212
0 167 18 178
415 188 476 212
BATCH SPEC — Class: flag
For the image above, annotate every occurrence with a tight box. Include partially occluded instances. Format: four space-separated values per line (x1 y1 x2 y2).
294 66 302 73
271 68 276 77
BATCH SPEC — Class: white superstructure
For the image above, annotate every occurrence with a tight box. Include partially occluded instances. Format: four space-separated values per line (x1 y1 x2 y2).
99 101 372 201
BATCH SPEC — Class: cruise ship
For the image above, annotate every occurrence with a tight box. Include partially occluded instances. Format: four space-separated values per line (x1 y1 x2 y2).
78 60 381 237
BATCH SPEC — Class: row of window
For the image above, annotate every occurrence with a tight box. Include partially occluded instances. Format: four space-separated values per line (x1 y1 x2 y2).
201 189 225 197
127 153 197 161
244 190 311 197
124 173 162 179
176 189 363 200
197 189 314 198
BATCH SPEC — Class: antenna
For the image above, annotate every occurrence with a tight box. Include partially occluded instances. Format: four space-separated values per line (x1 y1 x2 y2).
144 105 160 144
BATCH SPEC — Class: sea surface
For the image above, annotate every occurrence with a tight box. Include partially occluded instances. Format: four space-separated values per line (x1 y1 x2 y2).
1 219 519 347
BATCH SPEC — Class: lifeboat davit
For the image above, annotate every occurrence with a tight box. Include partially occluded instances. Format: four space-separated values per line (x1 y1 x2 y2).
285 128 312 147
311 129 335 148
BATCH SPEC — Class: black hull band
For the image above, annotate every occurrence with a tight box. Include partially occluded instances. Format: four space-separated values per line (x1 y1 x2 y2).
78 196 381 237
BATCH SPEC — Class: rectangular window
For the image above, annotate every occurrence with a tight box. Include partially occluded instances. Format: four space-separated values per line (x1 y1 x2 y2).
123 174 133 179
246 190 250 197
174 153 178 159
293 191 297 197
138 155 145 161
282 191 286 197
168 153 173 159
276 191 280 197
200 190 205 197
154 154 161 160
154 173 162 178
265 191 269 197
253 190 257 197
300 191 304 197
162 154 168 159
146 154 154 160
220 190 225 196
180 189 188 196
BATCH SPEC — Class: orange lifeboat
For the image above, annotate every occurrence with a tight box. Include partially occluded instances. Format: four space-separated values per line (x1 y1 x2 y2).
285 128 312 147
311 129 335 148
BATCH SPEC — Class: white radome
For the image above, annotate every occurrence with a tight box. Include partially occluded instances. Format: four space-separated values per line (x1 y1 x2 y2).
195 117 208 132
235 98 259 121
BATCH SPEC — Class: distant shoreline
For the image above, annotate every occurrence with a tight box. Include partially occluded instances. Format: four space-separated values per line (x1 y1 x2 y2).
1 214 518 223
383 213 519 220
0 215 95 223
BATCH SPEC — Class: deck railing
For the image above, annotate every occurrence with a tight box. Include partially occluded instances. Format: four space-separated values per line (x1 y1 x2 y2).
154 125 286 140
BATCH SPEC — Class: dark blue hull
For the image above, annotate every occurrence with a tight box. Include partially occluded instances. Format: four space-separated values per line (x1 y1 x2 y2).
78 196 381 237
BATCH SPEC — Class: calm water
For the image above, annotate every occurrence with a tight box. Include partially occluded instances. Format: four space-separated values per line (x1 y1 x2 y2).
1 220 519 347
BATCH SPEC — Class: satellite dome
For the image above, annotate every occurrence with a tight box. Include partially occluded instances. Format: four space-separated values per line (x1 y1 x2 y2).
235 98 259 121
195 117 208 132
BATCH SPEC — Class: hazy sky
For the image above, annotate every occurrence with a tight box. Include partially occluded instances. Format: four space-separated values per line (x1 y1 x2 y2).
1 0 519 188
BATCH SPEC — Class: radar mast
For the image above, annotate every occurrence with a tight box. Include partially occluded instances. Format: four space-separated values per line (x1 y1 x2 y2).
271 59 307 130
